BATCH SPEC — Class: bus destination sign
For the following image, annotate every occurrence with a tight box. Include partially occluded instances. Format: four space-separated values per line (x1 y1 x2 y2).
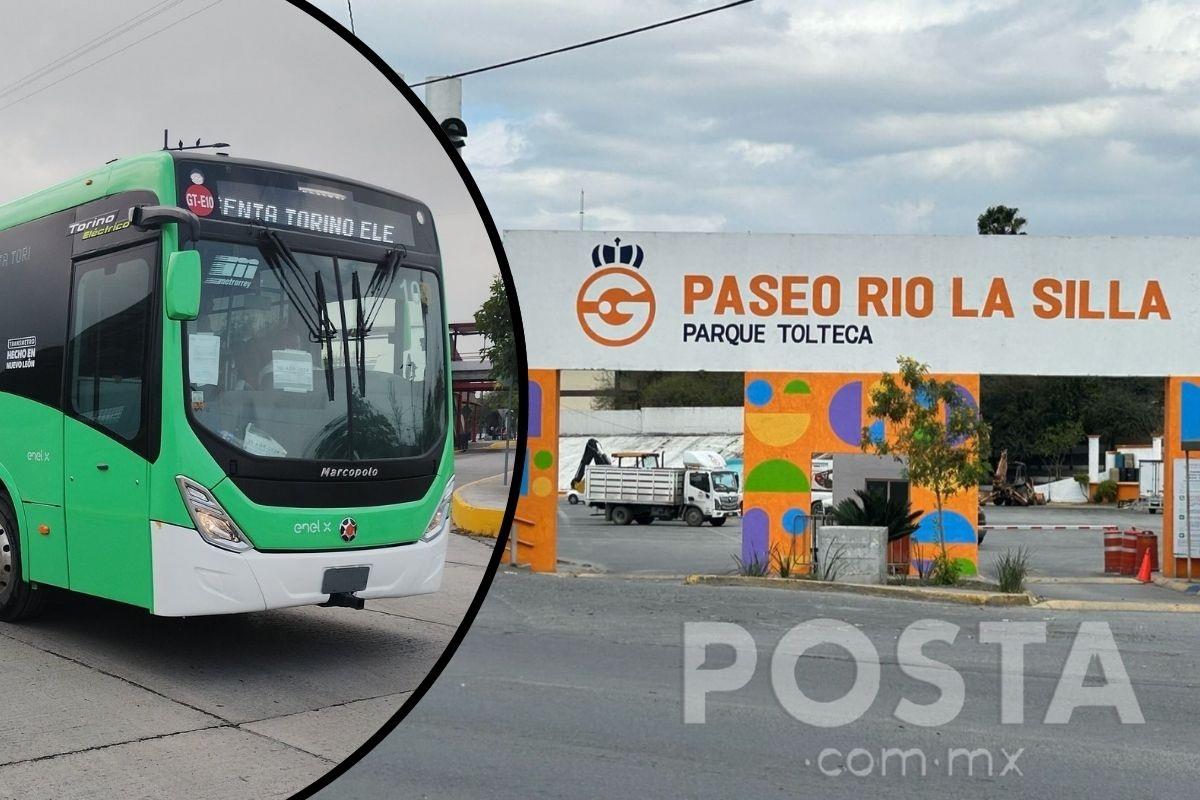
181 166 417 247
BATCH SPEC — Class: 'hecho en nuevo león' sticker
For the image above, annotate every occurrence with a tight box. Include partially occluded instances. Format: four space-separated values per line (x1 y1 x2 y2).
5 336 36 370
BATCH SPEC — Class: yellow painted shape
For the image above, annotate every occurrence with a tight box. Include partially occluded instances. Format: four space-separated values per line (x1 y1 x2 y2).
745 412 811 447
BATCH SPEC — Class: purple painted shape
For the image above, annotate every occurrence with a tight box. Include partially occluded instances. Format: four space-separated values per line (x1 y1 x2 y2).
946 383 978 445
829 381 863 446
742 508 770 566
528 380 543 439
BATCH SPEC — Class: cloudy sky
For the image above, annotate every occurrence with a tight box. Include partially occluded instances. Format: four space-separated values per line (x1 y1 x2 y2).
2 1 498 321
313 0 1200 237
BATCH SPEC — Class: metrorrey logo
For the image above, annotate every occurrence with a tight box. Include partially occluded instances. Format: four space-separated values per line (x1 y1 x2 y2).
576 237 655 346
205 255 259 288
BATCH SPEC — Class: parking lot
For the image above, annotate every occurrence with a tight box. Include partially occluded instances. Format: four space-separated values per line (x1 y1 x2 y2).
0 449 503 800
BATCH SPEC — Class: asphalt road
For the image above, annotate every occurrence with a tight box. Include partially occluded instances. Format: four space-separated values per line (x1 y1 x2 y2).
318 570 1200 799
0 448 504 800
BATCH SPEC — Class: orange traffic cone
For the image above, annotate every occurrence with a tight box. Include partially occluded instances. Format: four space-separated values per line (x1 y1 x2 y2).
1136 548 1153 583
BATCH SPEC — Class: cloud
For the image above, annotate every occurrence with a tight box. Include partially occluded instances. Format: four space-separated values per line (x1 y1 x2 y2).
464 118 530 169
727 139 795 167
1107 1 1200 92
883 198 936 232
307 0 1200 237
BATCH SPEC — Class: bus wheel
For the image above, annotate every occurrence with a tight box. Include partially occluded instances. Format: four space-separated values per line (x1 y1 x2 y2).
710 517 727 527
0 498 48 623
610 506 633 526
684 507 705 527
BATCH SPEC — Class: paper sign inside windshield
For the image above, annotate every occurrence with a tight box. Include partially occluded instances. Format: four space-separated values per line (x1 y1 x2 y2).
189 333 221 386
272 349 314 394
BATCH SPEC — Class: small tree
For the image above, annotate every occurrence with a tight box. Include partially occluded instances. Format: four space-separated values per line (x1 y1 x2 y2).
977 205 1027 235
861 357 992 579
474 275 516 388
1035 419 1084 479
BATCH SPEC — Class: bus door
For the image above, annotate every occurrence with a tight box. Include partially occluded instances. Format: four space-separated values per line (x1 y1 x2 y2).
62 243 155 608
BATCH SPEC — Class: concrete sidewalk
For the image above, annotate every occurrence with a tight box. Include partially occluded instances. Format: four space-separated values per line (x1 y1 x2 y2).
451 473 516 537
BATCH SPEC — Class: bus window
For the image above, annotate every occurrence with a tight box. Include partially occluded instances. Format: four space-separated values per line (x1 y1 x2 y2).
68 249 153 443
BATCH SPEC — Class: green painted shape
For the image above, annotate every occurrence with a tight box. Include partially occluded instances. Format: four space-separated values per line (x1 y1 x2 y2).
534 450 554 469
783 379 811 395
953 557 977 576
744 459 810 493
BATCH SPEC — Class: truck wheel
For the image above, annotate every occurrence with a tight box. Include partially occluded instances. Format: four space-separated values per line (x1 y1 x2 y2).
709 517 727 527
611 506 633 526
567 494 580 505
0 496 48 623
634 513 654 525
684 507 705 527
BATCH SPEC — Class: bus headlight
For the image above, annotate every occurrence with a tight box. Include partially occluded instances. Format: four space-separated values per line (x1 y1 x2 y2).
176 477 253 552
421 479 455 543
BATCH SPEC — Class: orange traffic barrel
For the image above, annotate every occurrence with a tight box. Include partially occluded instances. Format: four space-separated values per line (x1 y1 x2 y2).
1120 529 1141 575
1103 527 1126 574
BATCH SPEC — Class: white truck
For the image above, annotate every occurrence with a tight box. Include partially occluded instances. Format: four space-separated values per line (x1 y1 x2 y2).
584 451 742 527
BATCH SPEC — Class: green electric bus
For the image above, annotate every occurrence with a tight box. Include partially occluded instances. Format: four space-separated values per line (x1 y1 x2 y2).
0 151 454 619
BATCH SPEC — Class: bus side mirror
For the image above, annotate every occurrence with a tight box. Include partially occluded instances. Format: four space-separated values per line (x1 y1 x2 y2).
166 250 202 321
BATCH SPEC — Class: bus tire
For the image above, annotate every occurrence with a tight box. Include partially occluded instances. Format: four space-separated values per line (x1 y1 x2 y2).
0 497 48 623
684 506 705 527
710 517 727 527
610 506 633 526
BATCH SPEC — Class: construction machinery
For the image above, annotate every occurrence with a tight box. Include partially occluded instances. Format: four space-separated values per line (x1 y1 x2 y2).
988 450 1046 506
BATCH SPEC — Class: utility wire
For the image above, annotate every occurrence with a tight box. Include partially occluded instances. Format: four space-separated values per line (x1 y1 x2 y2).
0 0 225 114
0 0 184 100
346 0 356 34
411 0 757 87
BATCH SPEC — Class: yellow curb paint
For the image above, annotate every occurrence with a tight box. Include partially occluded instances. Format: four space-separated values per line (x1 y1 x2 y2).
451 476 506 538
682 575 1032 606
1035 599 1200 613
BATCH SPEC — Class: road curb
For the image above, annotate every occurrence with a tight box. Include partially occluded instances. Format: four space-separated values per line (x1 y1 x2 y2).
451 475 506 538
1032 598 1200 613
1152 576 1200 595
682 574 1033 606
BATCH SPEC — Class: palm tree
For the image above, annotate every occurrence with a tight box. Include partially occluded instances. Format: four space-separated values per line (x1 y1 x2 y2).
830 489 922 542
977 205 1027 235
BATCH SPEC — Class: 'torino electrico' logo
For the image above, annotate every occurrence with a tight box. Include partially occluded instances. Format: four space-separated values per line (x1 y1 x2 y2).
576 237 655 346
339 517 358 543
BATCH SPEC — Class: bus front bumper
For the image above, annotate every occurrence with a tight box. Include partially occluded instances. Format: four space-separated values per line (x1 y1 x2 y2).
149 519 448 617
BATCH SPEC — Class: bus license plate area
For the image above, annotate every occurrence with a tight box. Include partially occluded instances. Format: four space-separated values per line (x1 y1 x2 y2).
321 566 370 594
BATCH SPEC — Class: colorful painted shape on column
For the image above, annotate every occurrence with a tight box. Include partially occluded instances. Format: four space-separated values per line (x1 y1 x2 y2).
512 369 560 572
743 371 981 576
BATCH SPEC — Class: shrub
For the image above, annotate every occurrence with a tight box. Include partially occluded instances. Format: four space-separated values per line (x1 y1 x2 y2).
927 552 962 585
995 547 1031 593
1073 471 1089 490
733 547 772 577
1094 479 1118 503
830 489 922 542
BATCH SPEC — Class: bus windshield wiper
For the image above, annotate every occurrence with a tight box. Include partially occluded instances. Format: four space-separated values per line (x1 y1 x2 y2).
351 270 366 396
313 272 338 402
255 227 338 401
348 247 406 397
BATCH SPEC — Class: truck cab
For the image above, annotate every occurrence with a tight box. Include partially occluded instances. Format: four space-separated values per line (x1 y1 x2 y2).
682 468 741 526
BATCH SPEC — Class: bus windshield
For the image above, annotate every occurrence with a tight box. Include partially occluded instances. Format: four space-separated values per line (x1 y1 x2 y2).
186 239 446 461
